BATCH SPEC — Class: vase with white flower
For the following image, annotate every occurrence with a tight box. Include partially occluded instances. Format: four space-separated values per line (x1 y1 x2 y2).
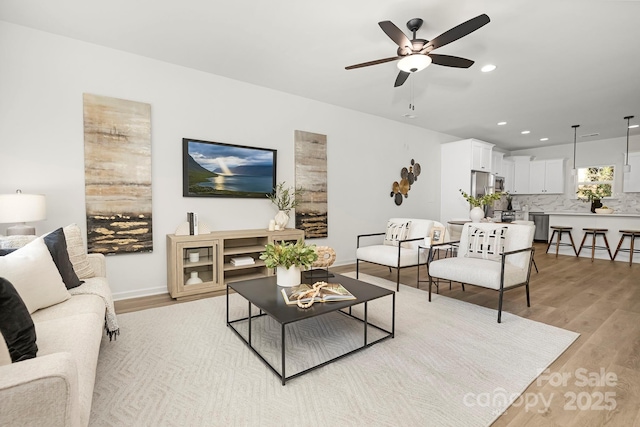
459 189 503 222
266 182 304 230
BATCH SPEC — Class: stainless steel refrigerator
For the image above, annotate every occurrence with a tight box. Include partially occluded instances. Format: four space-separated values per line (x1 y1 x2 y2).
470 170 495 217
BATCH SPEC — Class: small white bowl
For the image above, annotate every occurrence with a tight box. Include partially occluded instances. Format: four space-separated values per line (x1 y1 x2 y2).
595 208 614 214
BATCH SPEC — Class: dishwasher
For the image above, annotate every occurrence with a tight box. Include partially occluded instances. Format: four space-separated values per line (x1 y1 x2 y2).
529 212 549 242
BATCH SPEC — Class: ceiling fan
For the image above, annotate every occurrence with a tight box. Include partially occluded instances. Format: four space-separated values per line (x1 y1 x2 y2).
345 14 490 87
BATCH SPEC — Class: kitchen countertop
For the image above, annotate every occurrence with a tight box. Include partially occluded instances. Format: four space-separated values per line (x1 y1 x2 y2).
545 211 640 218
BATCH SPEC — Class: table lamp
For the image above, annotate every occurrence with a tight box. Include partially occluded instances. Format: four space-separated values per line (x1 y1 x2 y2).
0 190 47 236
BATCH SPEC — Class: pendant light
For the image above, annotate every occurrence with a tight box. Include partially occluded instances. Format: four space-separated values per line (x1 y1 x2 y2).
624 115 634 173
571 124 580 176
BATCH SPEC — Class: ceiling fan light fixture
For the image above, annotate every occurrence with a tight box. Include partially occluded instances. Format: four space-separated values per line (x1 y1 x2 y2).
397 54 431 73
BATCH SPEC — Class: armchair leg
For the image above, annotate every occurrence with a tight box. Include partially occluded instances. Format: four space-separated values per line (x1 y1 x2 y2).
428 275 432 302
497 289 504 323
356 260 360 279
396 268 400 292
526 283 531 307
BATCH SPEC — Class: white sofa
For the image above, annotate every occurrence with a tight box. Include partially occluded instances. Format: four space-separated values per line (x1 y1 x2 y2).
0 254 108 427
427 222 535 322
356 218 439 291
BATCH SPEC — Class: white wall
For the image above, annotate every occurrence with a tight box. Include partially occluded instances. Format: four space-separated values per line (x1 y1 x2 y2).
0 22 456 299
508 136 640 213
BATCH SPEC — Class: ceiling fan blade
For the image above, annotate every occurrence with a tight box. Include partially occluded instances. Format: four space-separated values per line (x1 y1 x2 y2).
394 71 410 87
345 56 401 70
429 54 474 68
379 21 412 50
423 14 490 52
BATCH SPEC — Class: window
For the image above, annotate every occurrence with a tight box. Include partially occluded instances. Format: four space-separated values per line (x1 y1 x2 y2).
576 166 614 200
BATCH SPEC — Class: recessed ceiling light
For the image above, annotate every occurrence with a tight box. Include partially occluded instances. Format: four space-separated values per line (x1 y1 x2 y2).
481 64 496 72
629 124 639 129
540 138 549 141
497 121 507 126
521 130 530 134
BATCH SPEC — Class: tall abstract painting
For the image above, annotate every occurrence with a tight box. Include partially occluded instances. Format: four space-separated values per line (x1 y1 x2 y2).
294 130 328 238
83 93 152 254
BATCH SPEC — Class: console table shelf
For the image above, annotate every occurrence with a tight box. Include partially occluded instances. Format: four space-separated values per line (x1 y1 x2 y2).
167 228 304 299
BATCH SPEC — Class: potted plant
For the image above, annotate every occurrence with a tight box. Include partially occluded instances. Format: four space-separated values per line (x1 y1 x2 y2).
260 240 318 287
267 182 305 229
459 189 503 222
577 184 611 213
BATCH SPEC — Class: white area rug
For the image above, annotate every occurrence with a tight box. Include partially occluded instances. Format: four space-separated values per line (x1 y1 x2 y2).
91 273 579 426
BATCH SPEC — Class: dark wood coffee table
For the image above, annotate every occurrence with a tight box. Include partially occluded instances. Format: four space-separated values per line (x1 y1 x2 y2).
226 273 395 385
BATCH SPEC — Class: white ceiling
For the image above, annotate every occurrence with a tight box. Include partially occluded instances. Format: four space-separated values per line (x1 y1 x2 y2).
1 0 639 151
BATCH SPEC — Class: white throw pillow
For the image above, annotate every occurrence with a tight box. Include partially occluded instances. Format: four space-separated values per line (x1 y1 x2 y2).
383 221 411 247
466 226 508 261
63 224 95 279
0 237 70 313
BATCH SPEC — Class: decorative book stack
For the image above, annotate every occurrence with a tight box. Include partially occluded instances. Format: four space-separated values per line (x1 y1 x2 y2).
230 256 255 266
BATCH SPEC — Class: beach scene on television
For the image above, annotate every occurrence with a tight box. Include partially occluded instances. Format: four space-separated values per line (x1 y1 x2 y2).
184 139 276 197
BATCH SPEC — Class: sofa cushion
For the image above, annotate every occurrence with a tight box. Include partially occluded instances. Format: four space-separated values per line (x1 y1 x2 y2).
458 223 533 270
383 220 411 247
466 226 507 261
0 277 38 362
44 228 84 290
0 238 70 314
35 312 104 427
63 224 95 279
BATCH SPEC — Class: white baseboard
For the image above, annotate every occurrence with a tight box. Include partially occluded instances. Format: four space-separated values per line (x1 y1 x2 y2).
112 286 168 301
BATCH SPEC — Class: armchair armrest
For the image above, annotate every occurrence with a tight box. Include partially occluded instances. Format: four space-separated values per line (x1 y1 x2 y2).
356 232 385 248
427 240 460 265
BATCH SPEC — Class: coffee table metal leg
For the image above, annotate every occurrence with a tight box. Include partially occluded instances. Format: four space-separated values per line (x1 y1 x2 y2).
248 301 252 347
281 323 286 386
392 292 396 338
364 302 368 346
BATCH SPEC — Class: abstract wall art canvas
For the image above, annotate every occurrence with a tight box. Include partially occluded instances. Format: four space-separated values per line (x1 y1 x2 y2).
294 130 328 238
83 93 152 254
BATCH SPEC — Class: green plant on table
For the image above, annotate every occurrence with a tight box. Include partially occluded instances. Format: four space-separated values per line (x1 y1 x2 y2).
260 240 318 269
459 189 503 207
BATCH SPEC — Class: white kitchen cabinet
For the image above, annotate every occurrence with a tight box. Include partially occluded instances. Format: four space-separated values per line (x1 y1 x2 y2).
623 152 640 192
440 138 495 222
491 151 504 176
507 156 532 194
503 159 515 193
471 140 493 171
529 159 565 194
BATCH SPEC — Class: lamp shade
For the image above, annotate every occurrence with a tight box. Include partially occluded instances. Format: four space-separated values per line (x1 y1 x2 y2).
0 193 46 223
397 54 432 73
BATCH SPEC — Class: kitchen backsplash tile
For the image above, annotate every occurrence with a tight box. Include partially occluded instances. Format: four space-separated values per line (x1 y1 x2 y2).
512 193 640 214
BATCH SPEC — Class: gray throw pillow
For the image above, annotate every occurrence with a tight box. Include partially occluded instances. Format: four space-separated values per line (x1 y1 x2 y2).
44 228 84 289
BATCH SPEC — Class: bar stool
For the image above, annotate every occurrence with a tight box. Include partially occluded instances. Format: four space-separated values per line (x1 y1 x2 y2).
613 230 640 266
577 228 613 261
546 226 578 257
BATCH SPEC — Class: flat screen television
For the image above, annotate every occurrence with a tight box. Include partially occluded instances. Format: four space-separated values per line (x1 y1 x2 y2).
183 138 277 198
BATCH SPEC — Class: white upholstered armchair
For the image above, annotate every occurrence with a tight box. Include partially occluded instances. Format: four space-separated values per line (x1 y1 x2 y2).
356 218 437 291
426 222 535 322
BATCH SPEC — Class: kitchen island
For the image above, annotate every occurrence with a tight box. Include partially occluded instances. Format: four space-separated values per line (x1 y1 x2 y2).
546 212 640 263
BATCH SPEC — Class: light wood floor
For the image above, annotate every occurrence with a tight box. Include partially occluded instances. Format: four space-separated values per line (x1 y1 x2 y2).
115 242 640 426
